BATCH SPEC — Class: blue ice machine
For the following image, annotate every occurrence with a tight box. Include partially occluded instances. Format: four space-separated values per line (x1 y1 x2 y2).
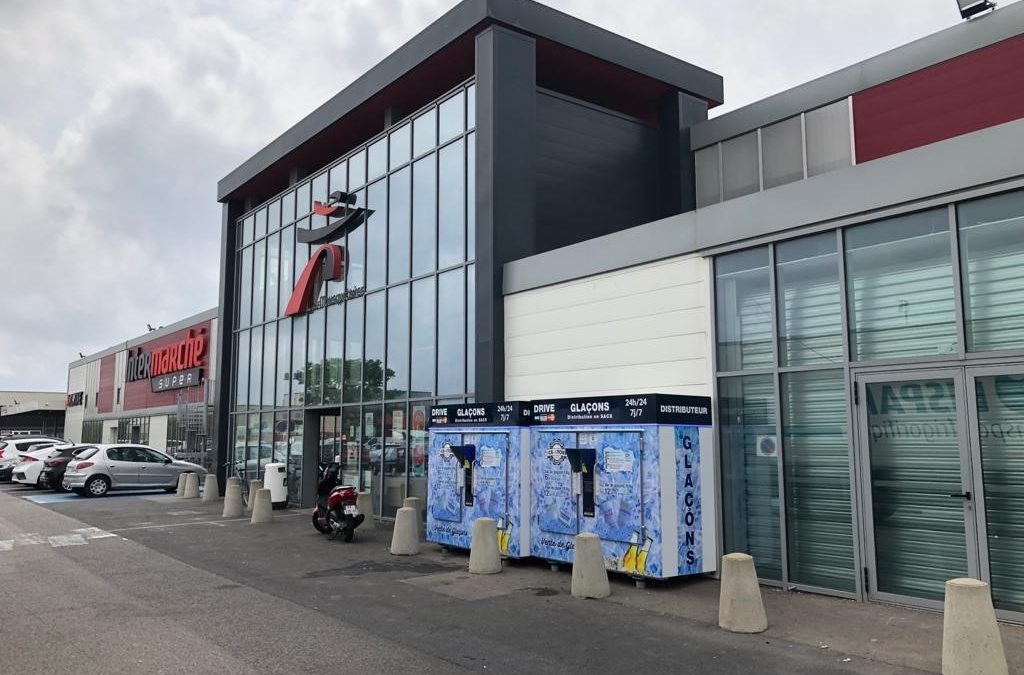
426 402 532 558
529 394 715 580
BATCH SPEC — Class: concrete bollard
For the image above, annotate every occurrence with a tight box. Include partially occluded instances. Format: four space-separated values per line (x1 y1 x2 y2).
356 491 374 523
182 472 200 499
942 578 1009 675
571 532 610 599
246 479 263 514
202 474 220 503
249 488 273 524
390 507 420 555
469 518 501 574
222 482 244 518
402 496 424 540
718 553 768 634
226 476 241 488
176 473 188 496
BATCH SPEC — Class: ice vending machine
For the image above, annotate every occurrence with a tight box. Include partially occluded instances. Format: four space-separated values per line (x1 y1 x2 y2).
529 394 715 580
427 402 532 557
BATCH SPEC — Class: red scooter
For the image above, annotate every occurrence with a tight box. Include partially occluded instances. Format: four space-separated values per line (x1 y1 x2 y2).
312 463 364 542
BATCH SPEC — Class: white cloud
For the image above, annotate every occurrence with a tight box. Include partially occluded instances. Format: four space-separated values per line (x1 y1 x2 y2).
0 0 1009 390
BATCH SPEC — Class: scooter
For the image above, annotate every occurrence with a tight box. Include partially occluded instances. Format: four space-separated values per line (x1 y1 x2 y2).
311 462 364 542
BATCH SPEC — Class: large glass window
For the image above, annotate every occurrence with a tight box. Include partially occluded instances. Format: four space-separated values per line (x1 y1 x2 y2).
411 277 435 399
438 139 465 269
347 189 366 290
412 156 437 276
721 131 759 201
261 323 276 407
368 137 387 182
776 233 843 366
716 247 773 371
324 304 343 405
252 239 266 325
348 149 366 190
782 370 854 592
238 247 253 327
282 190 295 226
845 208 956 361
437 268 466 396
366 180 387 290
279 226 294 316
249 327 263 407
311 171 329 232
439 91 465 144
383 402 408 518
467 133 476 257
958 190 1024 353
389 123 411 170
467 263 475 392
719 374 781 581
363 292 385 402
296 181 311 219
255 207 267 238
235 330 249 407
344 297 363 403
305 308 325 406
265 232 280 321
276 318 291 407
413 109 437 158
291 317 306 406
388 167 411 284
387 285 409 400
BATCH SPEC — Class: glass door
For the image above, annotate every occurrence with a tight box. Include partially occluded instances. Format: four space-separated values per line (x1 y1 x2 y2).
966 366 1024 619
855 370 980 605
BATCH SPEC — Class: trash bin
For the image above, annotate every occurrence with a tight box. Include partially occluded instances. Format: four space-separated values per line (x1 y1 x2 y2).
263 462 288 510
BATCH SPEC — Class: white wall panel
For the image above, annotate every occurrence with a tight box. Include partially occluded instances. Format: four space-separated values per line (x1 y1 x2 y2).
64 364 88 442
149 415 168 451
504 256 712 400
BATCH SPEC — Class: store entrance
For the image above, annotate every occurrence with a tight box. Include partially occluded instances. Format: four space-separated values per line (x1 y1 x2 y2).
854 366 1024 619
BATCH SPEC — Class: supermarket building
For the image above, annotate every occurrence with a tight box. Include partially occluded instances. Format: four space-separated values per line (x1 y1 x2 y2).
212 0 1024 617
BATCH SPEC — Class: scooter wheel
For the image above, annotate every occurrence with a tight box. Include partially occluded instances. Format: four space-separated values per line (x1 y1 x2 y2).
312 512 330 534
343 526 354 543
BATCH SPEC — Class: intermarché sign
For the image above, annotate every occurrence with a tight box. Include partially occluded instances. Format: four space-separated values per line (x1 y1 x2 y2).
125 328 207 392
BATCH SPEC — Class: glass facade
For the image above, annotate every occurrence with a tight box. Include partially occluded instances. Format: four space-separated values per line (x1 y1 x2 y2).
230 81 477 512
715 188 1024 608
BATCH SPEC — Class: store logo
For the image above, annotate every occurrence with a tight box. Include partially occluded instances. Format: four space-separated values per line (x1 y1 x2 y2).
125 329 207 382
284 243 346 316
298 191 372 246
546 440 567 465
66 392 85 407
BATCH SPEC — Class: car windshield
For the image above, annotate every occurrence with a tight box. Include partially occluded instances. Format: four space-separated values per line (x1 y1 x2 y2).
74 448 99 460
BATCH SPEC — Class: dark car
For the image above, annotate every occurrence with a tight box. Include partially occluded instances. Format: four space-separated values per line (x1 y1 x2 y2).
0 457 17 481
38 445 92 491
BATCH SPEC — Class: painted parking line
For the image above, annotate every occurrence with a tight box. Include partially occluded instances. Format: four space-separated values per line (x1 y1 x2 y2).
15 533 46 545
48 534 86 547
72 527 117 539
0 541 12 551
109 511 305 533
23 490 170 504
0 529 117 552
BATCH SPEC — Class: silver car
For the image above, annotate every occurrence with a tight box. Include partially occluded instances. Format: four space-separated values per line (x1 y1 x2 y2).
64 444 207 497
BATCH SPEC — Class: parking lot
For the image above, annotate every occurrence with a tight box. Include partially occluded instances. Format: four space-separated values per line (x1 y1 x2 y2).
3 481 1022 674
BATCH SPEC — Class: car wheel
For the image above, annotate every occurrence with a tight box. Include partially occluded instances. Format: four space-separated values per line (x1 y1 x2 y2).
85 476 110 497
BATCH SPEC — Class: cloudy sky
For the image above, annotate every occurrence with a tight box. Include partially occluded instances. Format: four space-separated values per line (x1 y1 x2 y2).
0 0 1003 392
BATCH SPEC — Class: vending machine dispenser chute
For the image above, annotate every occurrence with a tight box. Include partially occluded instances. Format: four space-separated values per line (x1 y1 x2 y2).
529 393 715 580
426 402 532 557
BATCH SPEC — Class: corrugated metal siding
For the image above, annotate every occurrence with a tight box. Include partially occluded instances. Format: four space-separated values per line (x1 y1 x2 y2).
504 256 711 400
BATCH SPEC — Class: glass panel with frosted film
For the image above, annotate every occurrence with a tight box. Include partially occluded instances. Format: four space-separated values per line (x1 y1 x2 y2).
341 406 362 488
846 209 957 361
805 100 851 177
866 378 967 600
761 116 803 189
782 370 855 591
716 247 773 372
719 374 782 580
288 410 303 505
408 401 429 507
958 190 1024 352
721 131 759 201
776 233 843 366
695 145 720 208
365 405 383 517
975 374 1024 612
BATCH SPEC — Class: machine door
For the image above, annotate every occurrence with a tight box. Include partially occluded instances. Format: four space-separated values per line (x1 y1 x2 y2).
429 433 464 522
590 431 645 544
467 433 509 522
535 432 579 535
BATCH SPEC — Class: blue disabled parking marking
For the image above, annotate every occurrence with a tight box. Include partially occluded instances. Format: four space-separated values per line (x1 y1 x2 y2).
23 490 169 504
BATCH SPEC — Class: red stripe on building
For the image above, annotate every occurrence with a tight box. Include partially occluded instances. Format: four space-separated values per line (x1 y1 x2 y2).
853 35 1024 163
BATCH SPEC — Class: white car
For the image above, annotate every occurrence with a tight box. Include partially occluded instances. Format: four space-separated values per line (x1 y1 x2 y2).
0 436 65 460
11 446 68 488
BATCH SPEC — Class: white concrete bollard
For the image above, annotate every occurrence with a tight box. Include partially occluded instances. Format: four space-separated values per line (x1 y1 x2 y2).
176 473 188 496
222 482 244 518
469 518 502 574
390 507 420 556
250 488 273 525
226 476 241 488
356 491 374 523
202 474 220 503
942 578 1009 675
571 532 610 599
718 553 768 634
182 472 200 499
402 496 424 540
246 479 263 514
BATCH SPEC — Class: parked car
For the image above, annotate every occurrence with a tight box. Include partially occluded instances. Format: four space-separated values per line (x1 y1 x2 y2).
12 446 69 488
63 444 208 497
0 457 19 481
0 436 65 460
39 445 92 491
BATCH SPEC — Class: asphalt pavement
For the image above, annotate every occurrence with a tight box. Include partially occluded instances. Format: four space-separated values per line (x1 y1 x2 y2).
0 482 960 674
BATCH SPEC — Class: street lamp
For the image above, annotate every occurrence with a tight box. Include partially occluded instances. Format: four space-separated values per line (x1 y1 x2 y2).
957 0 996 19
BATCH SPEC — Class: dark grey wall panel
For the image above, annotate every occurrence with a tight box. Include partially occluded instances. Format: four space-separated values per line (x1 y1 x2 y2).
534 91 658 252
